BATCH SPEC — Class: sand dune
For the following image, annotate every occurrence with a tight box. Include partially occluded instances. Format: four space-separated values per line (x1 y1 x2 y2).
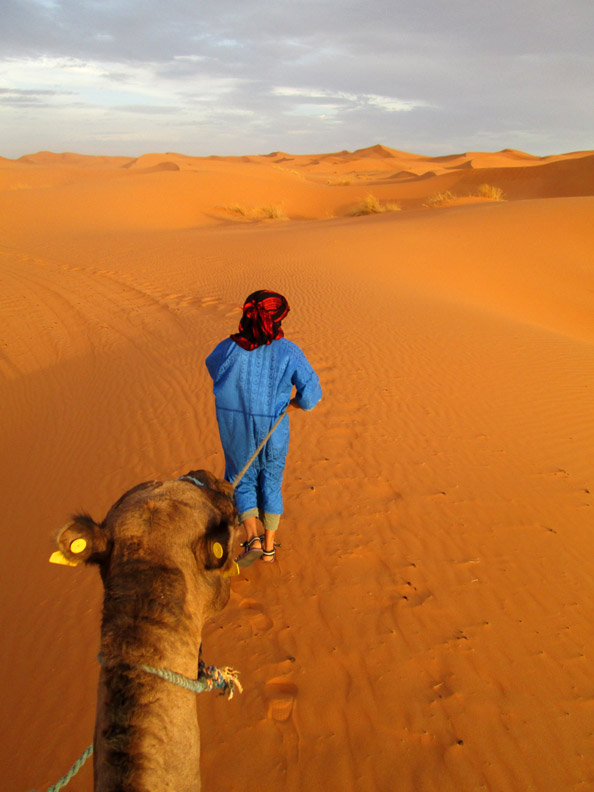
1 145 594 792
2 145 592 226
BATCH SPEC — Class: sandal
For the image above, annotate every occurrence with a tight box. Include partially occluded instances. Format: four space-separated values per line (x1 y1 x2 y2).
258 534 281 547
259 534 280 563
236 536 263 568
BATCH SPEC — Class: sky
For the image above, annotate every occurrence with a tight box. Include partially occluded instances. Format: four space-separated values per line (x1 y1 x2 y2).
1 0 593 158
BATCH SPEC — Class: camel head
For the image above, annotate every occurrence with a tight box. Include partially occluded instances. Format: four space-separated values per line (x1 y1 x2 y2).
50 470 239 621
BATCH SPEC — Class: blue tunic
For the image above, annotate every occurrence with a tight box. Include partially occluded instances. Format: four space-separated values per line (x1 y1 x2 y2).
205 337 322 516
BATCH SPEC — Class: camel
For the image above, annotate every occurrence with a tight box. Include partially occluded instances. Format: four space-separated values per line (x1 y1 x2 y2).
50 470 239 792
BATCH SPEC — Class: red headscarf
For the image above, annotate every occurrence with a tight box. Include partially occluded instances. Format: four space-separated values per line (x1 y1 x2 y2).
230 290 290 351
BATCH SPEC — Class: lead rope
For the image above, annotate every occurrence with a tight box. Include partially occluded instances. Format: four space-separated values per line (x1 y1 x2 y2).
29 745 94 792
232 410 288 490
136 658 243 699
29 659 241 792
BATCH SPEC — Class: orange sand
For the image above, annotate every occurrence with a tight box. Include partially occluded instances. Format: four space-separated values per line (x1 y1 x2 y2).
1 145 594 791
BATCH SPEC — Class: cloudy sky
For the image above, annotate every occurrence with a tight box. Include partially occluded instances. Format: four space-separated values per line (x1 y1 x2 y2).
1 0 592 158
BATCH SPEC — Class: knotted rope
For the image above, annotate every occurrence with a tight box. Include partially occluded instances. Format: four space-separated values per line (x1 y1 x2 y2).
30 658 241 791
138 658 243 699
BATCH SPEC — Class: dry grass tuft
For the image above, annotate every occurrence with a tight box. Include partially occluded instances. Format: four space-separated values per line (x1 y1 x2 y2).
256 205 287 219
226 204 248 216
350 194 401 216
273 166 302 178
424 190 456 208
327 178 353 186
225 204 287 220
424 185 505 208
477 184 505 201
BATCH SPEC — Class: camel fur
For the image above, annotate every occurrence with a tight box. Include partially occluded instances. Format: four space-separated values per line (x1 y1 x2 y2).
53 470 238 792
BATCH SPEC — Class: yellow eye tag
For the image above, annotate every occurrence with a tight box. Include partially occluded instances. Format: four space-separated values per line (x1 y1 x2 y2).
221 561 240 578
213 542 223 559
70 538 87 554
49 550 79 567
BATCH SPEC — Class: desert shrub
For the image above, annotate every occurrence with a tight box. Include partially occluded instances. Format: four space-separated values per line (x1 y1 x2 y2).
477 184 505 201
424 190 456 208
225 204 287 220
256 205 287 219
350 194 401 216
226 204 247 216
273 166 301 177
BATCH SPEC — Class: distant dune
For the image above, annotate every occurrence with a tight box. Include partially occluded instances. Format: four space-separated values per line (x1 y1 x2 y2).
1 144 593 229
1 144 594 792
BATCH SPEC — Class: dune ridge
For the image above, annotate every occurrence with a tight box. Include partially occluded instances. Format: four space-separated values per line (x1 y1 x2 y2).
2 145 593 222
1 144 594 792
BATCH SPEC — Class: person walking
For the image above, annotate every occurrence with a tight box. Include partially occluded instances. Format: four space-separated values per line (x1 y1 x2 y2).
206 290 322 566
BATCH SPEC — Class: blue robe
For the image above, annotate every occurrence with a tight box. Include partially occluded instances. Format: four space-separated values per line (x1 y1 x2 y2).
205 337 322 516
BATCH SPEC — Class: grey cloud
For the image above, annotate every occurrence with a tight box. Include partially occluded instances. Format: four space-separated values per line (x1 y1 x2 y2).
1 0 592 157
4 0 591 64
0 85 71 107
0 95 52 107
117 104 181 114
0 87 62 96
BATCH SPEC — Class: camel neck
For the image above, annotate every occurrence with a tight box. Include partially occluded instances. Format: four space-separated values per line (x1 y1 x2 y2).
94 559 205 791
94 662 203 792
99 557 203 676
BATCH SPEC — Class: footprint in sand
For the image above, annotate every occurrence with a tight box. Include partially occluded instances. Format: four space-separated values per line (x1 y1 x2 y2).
162 293 195 309
198 295 239 314
397 581 432 607
238 598 273 633
431 680 455 701
265 679 298 722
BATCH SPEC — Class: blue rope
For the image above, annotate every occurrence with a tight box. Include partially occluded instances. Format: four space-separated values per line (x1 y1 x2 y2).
177 475 205 488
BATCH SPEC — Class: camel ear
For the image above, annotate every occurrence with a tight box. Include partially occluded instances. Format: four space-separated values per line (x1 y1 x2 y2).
200 515 238 576
203 536 230 571
50 515 109 567
207 540 240 578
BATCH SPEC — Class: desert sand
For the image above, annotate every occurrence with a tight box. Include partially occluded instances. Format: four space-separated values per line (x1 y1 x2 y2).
1 144 594 791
